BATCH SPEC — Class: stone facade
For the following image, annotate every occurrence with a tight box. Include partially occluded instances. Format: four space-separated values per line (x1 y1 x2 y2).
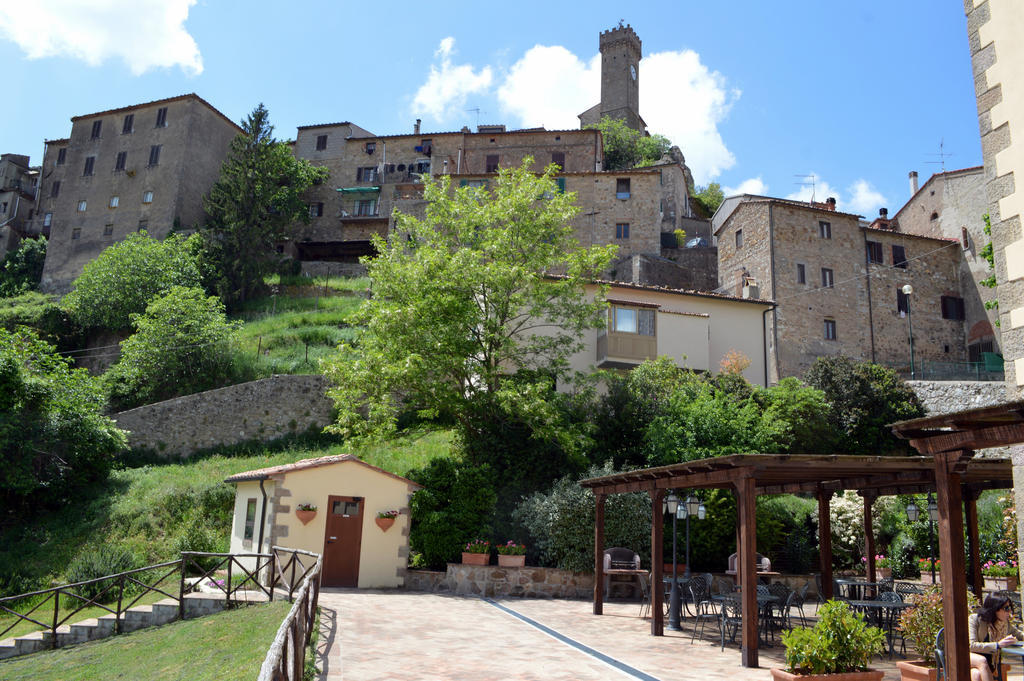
717 197 967 380
578 24 645 133
908 380 1007 415
658 247 719 290
405 565 595 599
112 374 334 457
606 251 718 291
31 94 241 293
0 153 38 256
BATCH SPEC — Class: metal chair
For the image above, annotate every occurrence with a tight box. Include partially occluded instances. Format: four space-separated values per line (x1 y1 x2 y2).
719 596 743 650
895 581 924 601
689 581 719 644
877 590 905 655
791 581 810 626
935 627 945 681
639 571 652 618
767 582 794 631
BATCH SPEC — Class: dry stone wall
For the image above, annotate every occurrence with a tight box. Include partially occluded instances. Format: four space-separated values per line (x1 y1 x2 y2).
909 380 1008 415
405 566 594 599
112 374 334 457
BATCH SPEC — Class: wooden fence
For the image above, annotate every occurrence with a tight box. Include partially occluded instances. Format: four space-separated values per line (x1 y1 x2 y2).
257 547 323 681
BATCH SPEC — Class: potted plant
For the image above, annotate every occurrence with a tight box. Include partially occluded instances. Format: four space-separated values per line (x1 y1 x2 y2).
982 560 1019 592
897 586 986 681
461 539 490 566
863 554 892 580
496 541 527 567
918 558 940 584
375 509 399 532
295 503 317 525
772 600 886 681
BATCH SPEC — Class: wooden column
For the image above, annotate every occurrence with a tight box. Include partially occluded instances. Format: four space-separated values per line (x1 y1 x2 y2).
650 488 665 636
817 488 834 601
863 493 876 585
736 474 759 668
594 493 606 615
935 450 971 681
964 488 983 598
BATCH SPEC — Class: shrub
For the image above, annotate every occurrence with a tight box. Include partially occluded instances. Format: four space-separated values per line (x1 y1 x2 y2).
898 586 979 664
0 237 46 297
65 546 138 600
889 532 919 579
782 600 886 674
175 517 224 574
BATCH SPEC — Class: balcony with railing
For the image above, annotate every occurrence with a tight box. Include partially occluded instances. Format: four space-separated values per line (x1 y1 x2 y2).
885 357 1005 382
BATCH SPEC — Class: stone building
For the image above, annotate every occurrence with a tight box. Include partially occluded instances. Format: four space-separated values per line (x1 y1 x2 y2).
891 166 998 362
0 153 38 256
578 23 646 133
715 195 966 381
30 94 241 293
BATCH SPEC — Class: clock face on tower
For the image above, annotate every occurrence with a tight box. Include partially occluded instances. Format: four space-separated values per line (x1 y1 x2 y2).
630 64 637 81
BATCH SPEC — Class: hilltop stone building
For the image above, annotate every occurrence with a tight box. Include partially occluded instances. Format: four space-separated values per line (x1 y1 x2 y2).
578 23 647 133
0 153 38 256
30 94 241 293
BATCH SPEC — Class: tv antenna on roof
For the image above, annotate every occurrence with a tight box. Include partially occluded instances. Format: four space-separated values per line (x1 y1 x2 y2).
466 107 486 128
924 138 953 173
794 174 817 203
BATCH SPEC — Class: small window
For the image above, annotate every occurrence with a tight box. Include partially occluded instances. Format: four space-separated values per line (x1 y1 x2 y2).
103 223 113 236
90 120 102 139
821 268 834 288
142 190 154 204
148 145 161 166
122 114 134 135
83 156 95 176
56 148 67 165
51 181 61 198
43 212 52 227
735 229 743 249
819 221 832 239
316 135 328 151
892 245 907 269
365 142 376 154
797 264 806 284
356 199 377 216
551 151 565 169
486 155 499 173
616 223 630 239
309 202 324 218
109 196 119 209
612 305 655 336
616 178 631 199
332 500 360 515
356 167 378 182
554 178 566 193
866 240 883 264
114 151 127 171
71 227 81 240
897 288 909 316
155 107 168 128
77 200 87 212
824 319 837 340
941 295 965 320
138 219 149 232
243 498 257 541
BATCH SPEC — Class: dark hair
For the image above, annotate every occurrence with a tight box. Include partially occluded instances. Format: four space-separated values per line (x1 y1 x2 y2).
979 596 1012 623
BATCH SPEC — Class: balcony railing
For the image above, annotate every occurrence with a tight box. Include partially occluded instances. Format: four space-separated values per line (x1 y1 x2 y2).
597 331 657 367
886 359 1005 382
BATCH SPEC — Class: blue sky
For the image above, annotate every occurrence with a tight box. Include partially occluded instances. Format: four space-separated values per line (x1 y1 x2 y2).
0 1 980 217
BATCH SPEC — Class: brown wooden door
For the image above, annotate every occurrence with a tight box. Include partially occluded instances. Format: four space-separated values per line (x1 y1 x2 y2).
322 495 363 587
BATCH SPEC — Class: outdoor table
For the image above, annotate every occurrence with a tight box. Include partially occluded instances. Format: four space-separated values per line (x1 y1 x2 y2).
714 593 781 646
836 579 886 600
999 643 1024 675
662 575 694 618
846 599 912 657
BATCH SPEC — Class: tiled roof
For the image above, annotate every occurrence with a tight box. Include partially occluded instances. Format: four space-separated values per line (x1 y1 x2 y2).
224 453 422 488
860 225 959 244
296 121 355 130
596 278 775 306
69 93 243 133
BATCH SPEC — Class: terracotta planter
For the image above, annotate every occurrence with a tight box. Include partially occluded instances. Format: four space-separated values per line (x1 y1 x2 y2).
984 576 1019 592
296 509 317 525
919 572 940 585
770 668 884 681
375 516 396 532
498 554 526 567
876 567 892 580
895 660 937 681
462 552 489 566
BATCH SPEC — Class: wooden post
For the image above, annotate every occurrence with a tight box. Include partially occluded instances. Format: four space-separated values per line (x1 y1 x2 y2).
935 450 971 681
737 474 758 668
594 493 606 615
863 493 877 585
964 489 983 597
651 488 665 636
817 488 834 601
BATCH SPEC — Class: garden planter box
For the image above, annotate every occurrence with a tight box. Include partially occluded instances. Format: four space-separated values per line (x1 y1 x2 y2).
770 668 884 681
498 554 526 567
895 660 937 681
462 552 489 566
984 576 1018 592
919 573 940 585
876 567 892 580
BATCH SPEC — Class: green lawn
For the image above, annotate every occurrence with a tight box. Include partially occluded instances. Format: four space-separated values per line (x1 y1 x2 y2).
0 600 291 681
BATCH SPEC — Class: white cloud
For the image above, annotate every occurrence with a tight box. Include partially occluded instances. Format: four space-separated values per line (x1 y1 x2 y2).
845 179 888 216
723 177 768 196
496 45 600 130
412 37 493 122
0 0 203 76
785 174 841 205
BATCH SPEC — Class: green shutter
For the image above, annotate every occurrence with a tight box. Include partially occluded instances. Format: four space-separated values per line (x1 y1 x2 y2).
555 178 566 193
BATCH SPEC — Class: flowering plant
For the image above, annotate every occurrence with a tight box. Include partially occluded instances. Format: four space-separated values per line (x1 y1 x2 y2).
918 557 940 571
376 509 399 519
464 539 490 554
296 503 317 512
982 559 1019 578
496 541 526 556
861 554 891 568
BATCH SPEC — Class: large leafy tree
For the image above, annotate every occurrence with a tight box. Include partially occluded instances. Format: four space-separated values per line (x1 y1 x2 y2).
0 237 46 297
323 159 617 442
586 116 671 171
692 182 725 216
202 104 328 305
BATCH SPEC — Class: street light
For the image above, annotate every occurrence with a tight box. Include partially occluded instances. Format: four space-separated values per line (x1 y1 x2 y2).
682 495 702 579
906 493 939 581
902 284 916 379
664 492 682 631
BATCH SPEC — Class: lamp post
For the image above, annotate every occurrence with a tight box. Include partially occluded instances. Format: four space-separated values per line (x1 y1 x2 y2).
906 494 940 581
682 495 705 579
902 284 916 379
664 492 682 631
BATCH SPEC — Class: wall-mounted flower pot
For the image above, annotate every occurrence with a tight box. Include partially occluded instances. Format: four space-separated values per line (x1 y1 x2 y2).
462 552 489 566
375 516 396 532
498 554 526 567
296 509 317 525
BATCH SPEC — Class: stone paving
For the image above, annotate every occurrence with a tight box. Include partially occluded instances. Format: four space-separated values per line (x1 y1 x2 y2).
315 589 913 681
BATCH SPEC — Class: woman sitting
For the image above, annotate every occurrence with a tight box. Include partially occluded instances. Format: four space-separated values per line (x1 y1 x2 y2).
969 595 1024 681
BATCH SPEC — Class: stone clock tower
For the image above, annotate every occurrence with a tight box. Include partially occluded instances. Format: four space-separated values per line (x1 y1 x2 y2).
579 23 646 133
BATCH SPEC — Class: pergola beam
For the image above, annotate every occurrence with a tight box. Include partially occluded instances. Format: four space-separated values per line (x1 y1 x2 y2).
906 423 1024 454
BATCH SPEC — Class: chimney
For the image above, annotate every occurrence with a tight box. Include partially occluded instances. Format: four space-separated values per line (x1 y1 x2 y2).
826 197 836 211
909 171 919 195
414 119 421 135
879 208 888 218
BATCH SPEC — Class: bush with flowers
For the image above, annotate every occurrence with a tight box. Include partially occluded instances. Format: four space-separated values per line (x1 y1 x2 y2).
860 554 891 569
496 541 526 556
464 539 490 554
918 557 940 572
376 509 399 519
982 559 1019 578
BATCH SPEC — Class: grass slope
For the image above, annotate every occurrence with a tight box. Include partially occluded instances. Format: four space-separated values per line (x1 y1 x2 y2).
0 600 291 681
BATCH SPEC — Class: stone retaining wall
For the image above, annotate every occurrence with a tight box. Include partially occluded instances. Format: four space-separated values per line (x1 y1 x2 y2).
908 380 1008 416
112 374 334 458
405 566 594 599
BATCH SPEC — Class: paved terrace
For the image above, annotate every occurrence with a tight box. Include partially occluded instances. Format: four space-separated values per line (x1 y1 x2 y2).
315 589 925 681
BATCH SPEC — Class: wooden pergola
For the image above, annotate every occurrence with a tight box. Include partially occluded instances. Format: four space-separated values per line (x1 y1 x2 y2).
580 451 1013 670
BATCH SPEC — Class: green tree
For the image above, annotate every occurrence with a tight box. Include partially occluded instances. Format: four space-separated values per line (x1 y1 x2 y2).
104 286 245 409
0 327 125 509
202 104 328 305
323 159 617 442
692 182 725 216
63 232 202 331
804 356 925 455
0 237 46 297
586 116 671 170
